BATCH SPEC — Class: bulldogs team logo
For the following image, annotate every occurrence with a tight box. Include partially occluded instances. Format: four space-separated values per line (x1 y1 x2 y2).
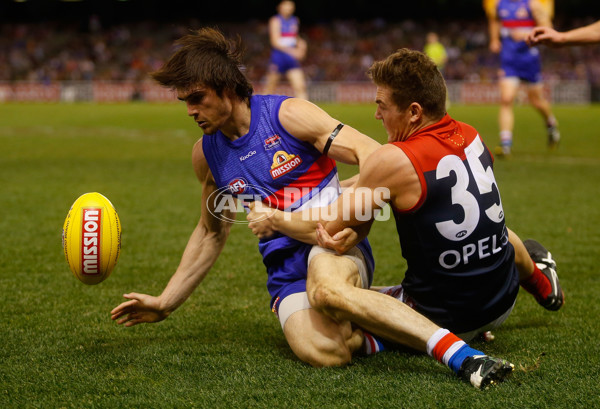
270 150 302 179
263 134 281 150
228 178 248 194
515 6 529 19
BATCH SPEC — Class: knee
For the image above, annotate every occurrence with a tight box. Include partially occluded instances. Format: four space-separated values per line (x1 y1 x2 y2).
530 97 547 111
499 95 513 107
528 95 541 108
306 276 344 318
306 253 355 319
307 281 331 310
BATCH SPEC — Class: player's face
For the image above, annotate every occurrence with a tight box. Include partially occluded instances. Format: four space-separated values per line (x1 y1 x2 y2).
177 86 233 135
278 1 295 17
374 86 412 143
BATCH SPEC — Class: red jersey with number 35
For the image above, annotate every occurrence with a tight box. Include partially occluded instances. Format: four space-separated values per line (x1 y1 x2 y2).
391 114 519 334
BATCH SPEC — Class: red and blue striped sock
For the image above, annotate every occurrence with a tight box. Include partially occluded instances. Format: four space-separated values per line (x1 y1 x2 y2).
362 332 386 355
427 328 483 374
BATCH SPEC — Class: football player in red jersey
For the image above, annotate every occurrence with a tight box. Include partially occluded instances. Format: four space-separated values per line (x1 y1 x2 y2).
248 48 564 370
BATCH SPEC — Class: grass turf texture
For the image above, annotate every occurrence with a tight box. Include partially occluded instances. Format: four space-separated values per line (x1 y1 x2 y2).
1 102 599 408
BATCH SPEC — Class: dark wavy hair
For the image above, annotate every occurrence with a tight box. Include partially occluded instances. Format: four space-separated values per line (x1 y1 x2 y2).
368 48 446 119
151 27 253 101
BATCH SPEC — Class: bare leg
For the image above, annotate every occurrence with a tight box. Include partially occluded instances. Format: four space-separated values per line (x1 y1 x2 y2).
499 78 518 132
496 78 519 155
499 78 519 133
509 227 565 310
286 68 308 100
527 84 554 123
507 227 534 281
527 84 560 147
307 252 439 352
305 252 516 388
263 70 281 95
283 306 363 367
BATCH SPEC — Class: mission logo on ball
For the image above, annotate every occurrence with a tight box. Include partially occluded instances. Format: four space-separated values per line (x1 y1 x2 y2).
62 192 121 285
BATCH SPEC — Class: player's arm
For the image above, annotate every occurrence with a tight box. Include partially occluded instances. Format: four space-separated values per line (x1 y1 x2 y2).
111 140 233 327
249 142 415 252
247 98 381 244
247 199 371 252
315 144 420 252
318 143 420 246
280 98 381 166
268 16 283 50
157 141 233 313
296 36 307 61
530 0 552 28
528 20 600 46
484 0 502 53
340 174 359 188
506 0 552 43
556 21 600 44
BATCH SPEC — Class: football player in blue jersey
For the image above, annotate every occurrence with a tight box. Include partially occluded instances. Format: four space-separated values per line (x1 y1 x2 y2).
110 28 516 389
485 0 560 156
263 0 308 99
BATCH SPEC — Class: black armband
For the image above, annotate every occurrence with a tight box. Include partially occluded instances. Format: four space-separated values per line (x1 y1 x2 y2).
323 123 344 156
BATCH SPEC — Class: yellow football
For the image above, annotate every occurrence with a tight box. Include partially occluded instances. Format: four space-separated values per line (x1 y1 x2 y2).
62 192 121 285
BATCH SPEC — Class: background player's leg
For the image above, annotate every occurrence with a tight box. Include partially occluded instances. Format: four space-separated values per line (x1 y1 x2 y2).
263 70 281 95
527 84 560 148
286 68 307 100
497 77 519 155
527 84 554 123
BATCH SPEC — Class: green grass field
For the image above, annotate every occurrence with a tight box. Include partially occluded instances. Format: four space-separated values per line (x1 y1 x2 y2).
1 102 599 408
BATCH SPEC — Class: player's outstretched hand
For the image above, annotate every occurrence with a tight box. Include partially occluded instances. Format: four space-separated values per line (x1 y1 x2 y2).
247 201 278 239
111 293 168 327
527 26 563 47
315 223 359 255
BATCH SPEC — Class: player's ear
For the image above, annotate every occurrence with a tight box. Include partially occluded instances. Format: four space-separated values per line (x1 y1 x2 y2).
409 102 423 123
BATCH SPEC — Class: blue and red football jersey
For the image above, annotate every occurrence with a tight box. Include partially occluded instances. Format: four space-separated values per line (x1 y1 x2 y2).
275 13 299 48
202 95 373 298
269 13 302 74
497 0 542 82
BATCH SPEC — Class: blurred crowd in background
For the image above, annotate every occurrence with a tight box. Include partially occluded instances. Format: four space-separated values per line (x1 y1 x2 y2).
1 15 599 86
